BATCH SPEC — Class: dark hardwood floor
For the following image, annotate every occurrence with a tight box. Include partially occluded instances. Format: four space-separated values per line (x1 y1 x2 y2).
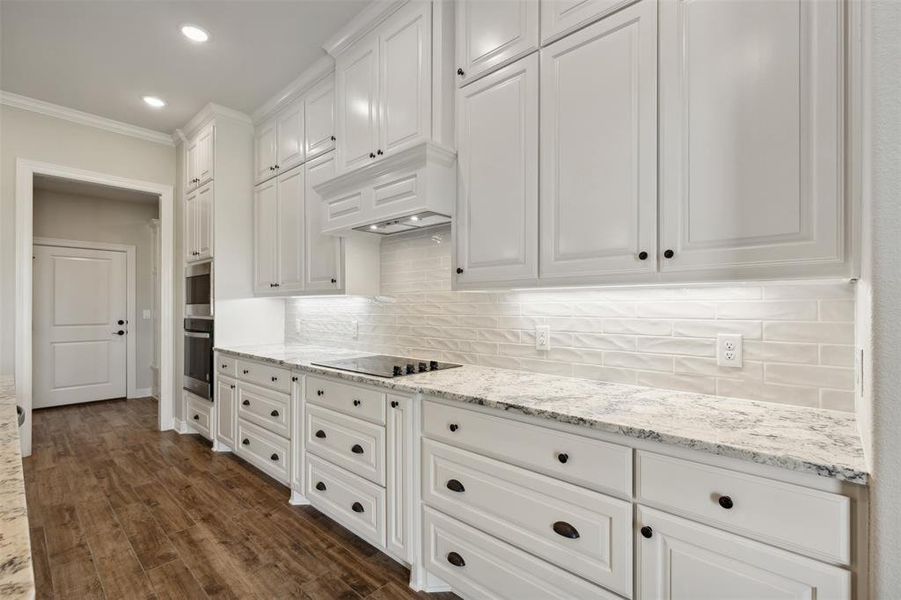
24 397 458 600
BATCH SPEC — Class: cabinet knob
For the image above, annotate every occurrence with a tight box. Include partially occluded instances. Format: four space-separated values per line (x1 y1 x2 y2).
330 278 337 284
230 384 235 389
242 399 250 406
270 409 279 417
243 369 250 374
640 526 653 539
274 164 279 169
557 452 569 464
269 166 274 171
664 249 675 259
638 251 648 260
330 135 336 141
315 481 326 491
353 399 361 407
317 389 324 396
315 430 326 439
718 495 734 510
553 521 580 539
448 423 459 432
193 414 199 420
456 67 464 76
391 400 399 408
270 453 278 461
456 267 464 274
446 479 465 493
351 502 364 513
242 438 249 445
118 319 126 325
221 363 227 368
351 444 364 454
271 376 278 382
291 376 298 382
446 551 465 567
369 152 376 159
376 149 383 156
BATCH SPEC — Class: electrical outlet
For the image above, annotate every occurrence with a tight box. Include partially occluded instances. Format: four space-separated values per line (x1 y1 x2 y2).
535 325 550 351
717 334 743 367
352 319 359 340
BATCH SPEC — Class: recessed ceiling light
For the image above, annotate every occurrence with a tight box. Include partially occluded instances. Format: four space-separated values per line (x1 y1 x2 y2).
181 24 209 43
142 96 166 108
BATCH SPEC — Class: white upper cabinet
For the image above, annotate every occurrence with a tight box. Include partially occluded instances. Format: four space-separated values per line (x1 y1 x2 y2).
253 179 278 292
540 0 635 44
304 152 342 292
185 181 214 264
276 100 305 174
539 0 657 283
185 123 215 192
336 40 380 174
305 76 336 160
378 1 431 156
455 0 539 87
254 119 278 184
658 0 844 278
455 55 539 287
276 166 305 293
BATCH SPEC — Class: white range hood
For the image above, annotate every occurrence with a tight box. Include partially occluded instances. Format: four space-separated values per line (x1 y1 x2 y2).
314 141 456 237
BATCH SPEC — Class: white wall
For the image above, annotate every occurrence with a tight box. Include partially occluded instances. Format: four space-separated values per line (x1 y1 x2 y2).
863 1 901 595
0 104 176 375
32 190 159 392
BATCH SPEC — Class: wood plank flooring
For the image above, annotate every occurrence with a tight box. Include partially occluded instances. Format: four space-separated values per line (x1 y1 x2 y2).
23 398 459 600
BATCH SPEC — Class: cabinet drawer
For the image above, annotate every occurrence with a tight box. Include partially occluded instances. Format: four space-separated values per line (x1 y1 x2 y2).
216 354 237 377
423 440 632 596
237 382 290 438
305 454 386 549
236 359 292 393
423 507 619 600
636 451 851 564
306 375 386 425
306 404 385 486
236 418 290 484
422 399 631 497
186 394 212 440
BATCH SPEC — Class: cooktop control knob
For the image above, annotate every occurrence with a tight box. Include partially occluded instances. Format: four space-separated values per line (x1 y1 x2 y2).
418 362 428 372
393 365 403 377
429 360 439 370
406 363 416 375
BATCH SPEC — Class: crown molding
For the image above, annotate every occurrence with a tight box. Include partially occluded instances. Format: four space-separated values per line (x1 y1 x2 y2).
323 0 409 57
0 90 174 146
179 102 253 139
252 56 334 124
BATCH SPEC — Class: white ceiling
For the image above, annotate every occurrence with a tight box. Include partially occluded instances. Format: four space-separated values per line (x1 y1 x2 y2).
34 175 161 205
0 0 368 133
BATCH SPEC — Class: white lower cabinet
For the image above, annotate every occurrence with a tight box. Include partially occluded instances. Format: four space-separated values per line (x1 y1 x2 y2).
236 418 290 484
386 394 413 562
637 506 851 600
215 376 236 449
185 392 213 440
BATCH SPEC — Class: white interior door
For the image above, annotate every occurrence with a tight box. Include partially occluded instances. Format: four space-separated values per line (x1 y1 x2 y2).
33 244 127 408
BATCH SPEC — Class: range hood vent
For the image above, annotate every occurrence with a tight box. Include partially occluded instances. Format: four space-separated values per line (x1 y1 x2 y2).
353 211 451 235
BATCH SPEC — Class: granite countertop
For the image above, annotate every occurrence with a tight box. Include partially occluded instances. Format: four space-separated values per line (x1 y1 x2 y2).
216 344 869 485
0 377 34 600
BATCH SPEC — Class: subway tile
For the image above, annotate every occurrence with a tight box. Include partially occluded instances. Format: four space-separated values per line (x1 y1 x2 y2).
543 317 607 334
819 389 855 412
572 364 637 385
546 347 605 366
820 344 854 367
570 333 637 351
602 318 673 336
765 364 854 390
636 371 717 395
637 336 716 357
604 352 674 372
672 320 762 339
518 358 573 377
478 329 521 344
763 322 854 344
716 301 817 321
636 302 717 319
716 379 819 407
819 300 855 322
742 341 820 364
763 283 854 300
674 356 763 381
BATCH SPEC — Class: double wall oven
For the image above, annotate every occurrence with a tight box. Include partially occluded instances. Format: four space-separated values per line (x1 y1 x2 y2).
184 261 214 401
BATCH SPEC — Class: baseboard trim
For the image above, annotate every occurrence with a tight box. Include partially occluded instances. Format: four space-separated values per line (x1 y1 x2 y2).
289 490 311 506
173 418 188 434
131 387 152 398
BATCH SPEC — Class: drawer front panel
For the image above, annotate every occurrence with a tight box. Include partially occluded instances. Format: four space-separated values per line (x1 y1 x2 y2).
306 375 386 425
636 451 851 564
186 394 212 440
306 404 386 486
236 359 292 393
422 399 631 497
236 418 290 484
423 440 632 596
423 508 619 600
305 454 386 548
237 382 291 438
216 354 237 377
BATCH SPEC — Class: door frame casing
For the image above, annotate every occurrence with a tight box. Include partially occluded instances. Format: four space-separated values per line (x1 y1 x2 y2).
16 158 176 456
33 238 138 401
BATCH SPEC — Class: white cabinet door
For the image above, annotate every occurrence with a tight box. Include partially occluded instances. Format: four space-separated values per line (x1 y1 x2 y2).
658 0 844 277
254 118 278 184
637 507 850 600
276 100 305 173
336 39 379 174
455 0 539 87
386 394 413 562
539 0 657 282
276 166 305 293
216 376 237 449
194 182 213 262
304 152 342 292
253 179 279 293
305 76 336 159
184 187 197 262
194 123 215 186
378 2 431 156
184 138 199 192
455 55 539 287
540 0 634 44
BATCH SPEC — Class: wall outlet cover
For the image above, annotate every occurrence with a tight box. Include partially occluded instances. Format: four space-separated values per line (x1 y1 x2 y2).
535 325 550 351
717 333 743 367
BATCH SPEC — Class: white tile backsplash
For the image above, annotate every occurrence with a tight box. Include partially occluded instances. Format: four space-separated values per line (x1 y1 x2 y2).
287 226 856 411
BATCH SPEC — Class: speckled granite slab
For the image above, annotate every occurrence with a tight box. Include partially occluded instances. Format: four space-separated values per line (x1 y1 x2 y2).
216 344 869 485
0 377 34 600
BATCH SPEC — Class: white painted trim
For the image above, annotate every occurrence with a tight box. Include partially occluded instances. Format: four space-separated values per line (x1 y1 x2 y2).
289 490 311 506
1 90 174 146
251 57 334 124
133 387 152 398
323 0 408 57
16 159 176 457
33 237 139 400
176 102 252 141
173 418 188 434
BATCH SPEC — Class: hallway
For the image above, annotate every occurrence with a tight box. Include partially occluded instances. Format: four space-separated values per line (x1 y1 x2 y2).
23 398 452 599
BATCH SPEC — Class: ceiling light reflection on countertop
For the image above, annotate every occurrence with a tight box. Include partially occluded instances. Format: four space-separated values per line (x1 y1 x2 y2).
181 24 209 43
142 96 166 108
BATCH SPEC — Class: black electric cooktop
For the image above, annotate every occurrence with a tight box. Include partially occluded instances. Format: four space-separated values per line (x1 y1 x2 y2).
311 355 462 378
